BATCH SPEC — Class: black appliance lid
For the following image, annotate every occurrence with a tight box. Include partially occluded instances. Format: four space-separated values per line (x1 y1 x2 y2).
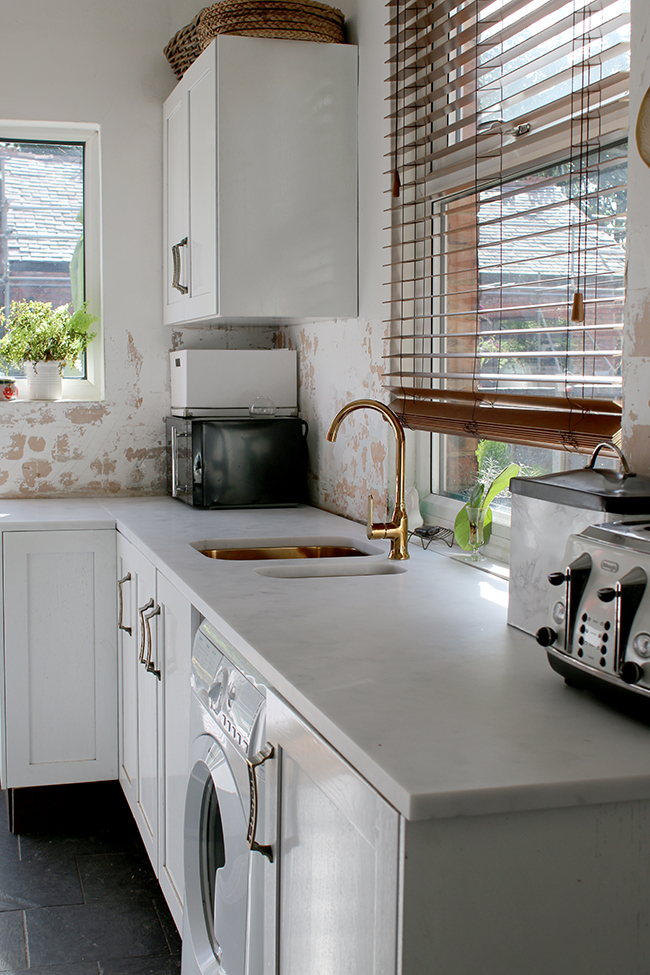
510 443 650 513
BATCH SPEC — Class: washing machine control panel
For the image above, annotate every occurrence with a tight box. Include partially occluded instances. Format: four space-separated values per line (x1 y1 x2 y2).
191 624 265 758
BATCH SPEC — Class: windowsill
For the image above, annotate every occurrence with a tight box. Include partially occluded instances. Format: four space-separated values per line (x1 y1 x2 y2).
10 378 103 403
409 527 510 580
418 491 511 566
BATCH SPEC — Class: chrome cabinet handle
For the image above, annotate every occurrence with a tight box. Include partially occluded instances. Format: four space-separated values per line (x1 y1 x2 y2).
246 743 274 862
138 598 154 663
171 237 188 294
117 573 132 635
143 604 162 680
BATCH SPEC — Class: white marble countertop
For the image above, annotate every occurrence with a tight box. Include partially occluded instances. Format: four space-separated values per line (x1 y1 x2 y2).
4 496 650 822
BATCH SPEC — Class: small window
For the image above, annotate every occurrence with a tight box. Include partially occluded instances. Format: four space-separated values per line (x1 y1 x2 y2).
0 122 102 400
0 139 85 377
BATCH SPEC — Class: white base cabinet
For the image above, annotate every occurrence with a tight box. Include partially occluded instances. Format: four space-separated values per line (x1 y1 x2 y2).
163 34 358 324
0 529 117 790
117 531 192 933
266 690 400 974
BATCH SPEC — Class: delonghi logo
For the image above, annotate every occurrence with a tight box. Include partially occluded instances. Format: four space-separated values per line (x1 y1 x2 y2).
601 560 619 573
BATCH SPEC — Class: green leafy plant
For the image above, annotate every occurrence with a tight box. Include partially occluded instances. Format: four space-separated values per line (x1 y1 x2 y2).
454 463 520 551
0 300 97 372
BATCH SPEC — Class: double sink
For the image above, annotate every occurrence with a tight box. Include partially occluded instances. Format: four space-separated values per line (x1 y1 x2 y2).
190 536 407 578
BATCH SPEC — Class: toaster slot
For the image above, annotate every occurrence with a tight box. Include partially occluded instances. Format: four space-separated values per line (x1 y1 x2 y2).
597 566 647 675
565 553 593 654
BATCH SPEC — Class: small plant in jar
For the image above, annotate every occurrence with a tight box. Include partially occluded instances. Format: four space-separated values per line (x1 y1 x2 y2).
454 463 519 561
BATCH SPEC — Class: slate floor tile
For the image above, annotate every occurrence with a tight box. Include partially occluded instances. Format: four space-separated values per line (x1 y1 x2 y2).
98 954 181 975
77 852 160 905
0 910 27 972
0 850 83 911
25 900 170 968
1 963 98 975
154 896 182 957
18 824 139 861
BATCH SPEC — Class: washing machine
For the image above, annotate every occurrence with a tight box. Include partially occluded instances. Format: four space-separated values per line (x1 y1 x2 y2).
181 620 275 975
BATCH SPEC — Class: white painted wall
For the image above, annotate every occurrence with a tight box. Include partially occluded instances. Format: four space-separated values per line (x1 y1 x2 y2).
0 0 277 497
278 0 394 523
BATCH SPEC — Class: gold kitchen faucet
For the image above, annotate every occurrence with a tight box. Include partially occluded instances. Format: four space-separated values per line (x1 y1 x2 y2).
326 399 409 560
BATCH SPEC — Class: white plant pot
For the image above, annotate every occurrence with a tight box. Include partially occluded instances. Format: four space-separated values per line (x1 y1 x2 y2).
25 361 63 401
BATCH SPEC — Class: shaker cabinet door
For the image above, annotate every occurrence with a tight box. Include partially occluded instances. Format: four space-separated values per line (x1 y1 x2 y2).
2 529 117 788
157 569 193 933
162 34 357 326
117 532 159 871
267 691 400 975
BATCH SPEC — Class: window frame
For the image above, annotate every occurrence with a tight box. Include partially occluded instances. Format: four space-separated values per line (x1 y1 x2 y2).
0 120 103 402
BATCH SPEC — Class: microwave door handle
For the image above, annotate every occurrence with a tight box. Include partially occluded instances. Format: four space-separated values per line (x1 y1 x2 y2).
171 425 179 497
171 425 190 497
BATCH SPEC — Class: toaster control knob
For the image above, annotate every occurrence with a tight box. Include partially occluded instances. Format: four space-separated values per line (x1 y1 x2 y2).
620 661 644 685
597 587 617 603
536 626 557 647
548 572 566 587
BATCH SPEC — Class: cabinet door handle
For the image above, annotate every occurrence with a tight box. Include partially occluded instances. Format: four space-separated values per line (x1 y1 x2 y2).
117 573 132 635
138 598 155 663
171 237 189 294
143 604 162 680
246 743 275 862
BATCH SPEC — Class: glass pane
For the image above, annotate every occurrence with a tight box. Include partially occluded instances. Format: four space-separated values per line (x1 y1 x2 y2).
0 140 85 377
441 435 591 505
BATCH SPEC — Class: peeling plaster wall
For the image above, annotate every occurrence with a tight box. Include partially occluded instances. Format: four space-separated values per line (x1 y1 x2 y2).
278 0 393 523
7 0 644 511
623 0 650 475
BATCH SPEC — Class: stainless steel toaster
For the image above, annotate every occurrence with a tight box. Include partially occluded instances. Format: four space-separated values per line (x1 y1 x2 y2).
537 520 650 709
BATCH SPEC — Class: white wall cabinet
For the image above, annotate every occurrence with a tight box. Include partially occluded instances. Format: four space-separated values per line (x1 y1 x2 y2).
117 531 192 933
0 529 117 789
266 690 400 974
163 34 358 325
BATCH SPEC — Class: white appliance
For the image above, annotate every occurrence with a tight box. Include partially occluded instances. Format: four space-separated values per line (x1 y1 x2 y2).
182 621 274 975
170 349 298 417
509 445 650 636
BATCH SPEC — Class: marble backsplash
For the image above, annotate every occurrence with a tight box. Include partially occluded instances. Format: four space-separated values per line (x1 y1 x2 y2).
508 494 622 636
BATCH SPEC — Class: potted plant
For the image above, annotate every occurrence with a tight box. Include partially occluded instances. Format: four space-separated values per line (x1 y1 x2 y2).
0 300 98 401
454 463 519 561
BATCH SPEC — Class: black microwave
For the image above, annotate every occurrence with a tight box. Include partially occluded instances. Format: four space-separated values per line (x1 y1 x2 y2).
166 416 309 508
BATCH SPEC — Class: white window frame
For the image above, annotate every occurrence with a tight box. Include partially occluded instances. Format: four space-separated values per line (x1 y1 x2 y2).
0 120 103 402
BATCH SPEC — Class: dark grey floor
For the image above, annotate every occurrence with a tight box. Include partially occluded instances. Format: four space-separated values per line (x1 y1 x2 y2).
0 787 181 975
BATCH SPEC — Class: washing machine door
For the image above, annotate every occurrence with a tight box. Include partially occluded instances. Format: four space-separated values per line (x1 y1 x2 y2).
183 734 251 975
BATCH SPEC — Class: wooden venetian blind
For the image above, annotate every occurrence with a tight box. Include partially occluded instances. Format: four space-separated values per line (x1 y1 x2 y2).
385 0 630 452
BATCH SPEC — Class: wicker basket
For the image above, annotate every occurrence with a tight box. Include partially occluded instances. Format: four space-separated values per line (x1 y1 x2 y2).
164 0 346 79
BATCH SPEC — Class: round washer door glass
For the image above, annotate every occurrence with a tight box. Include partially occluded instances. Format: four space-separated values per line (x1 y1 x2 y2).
185 737 250 975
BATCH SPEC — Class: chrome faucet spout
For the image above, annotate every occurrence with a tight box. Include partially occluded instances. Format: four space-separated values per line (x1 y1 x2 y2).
326 398 409 560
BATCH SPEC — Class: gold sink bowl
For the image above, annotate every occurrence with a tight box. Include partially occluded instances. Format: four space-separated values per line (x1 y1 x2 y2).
189 536 408 578
198 543 368 560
